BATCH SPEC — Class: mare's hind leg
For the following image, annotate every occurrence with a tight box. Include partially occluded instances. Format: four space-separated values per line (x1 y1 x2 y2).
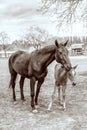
35 78 44 106
19 76 25 101
10 72 17 101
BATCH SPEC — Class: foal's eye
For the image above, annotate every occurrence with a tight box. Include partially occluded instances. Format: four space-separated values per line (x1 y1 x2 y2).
59 51 62 54
69 73 71 76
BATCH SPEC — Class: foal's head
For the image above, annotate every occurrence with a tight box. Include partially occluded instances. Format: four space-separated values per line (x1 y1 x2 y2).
55 40 71 71
68 65 78 86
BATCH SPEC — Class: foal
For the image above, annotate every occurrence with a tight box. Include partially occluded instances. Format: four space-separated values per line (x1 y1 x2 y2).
48 64 77 111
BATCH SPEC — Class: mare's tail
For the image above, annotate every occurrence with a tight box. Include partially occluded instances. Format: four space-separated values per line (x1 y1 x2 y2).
8 79 12 88
8 51 19 89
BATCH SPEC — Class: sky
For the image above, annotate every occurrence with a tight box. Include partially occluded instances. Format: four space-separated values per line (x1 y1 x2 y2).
0 0 86 42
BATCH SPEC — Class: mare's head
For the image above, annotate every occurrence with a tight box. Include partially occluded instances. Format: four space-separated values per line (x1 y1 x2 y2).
55 40 71 71
68 65 78 86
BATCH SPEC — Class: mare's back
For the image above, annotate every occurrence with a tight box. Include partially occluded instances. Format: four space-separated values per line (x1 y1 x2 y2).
9 50 35 62
9 50 25 64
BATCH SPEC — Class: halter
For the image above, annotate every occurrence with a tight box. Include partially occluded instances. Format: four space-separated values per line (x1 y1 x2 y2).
61 65 72 72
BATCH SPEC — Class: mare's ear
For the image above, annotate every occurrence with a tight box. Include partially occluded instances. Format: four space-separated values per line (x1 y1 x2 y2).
72 65 78 70
64 40 68 46
55 40 59 48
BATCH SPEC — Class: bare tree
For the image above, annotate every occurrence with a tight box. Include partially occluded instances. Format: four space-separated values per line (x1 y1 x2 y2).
40 0 87 28
0 32 10 57
24 26 49 50
11 39 30 50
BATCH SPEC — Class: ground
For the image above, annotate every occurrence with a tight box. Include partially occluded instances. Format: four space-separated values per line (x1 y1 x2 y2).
0 56 87 130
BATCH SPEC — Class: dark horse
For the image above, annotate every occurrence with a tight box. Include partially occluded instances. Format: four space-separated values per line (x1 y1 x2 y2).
8 40 71 112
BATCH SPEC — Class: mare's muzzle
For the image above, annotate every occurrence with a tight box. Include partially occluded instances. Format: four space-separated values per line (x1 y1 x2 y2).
64 64 71 71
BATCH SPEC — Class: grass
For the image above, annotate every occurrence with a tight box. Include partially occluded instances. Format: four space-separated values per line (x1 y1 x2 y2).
0 57 87 130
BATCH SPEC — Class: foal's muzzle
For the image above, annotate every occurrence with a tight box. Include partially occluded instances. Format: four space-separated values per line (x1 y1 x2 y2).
72 82 76 86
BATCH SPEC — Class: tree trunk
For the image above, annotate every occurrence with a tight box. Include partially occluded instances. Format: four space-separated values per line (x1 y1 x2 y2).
4 49 7 57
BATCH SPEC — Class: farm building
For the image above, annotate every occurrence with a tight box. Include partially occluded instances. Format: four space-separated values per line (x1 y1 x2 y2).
70 43 85 55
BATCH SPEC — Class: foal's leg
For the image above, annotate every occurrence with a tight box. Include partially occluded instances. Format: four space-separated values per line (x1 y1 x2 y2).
19 76 25 101
35 78 44 106
30 77 36 111
62 85 66 110
48 85 56 110
58 86 61 104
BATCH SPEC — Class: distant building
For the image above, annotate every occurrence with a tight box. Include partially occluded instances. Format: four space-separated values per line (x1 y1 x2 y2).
70 43 85 55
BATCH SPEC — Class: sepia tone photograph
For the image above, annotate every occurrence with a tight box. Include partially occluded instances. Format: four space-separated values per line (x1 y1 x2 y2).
0 0 87 130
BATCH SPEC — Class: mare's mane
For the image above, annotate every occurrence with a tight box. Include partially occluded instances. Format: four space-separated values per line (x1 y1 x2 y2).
32 45 56 55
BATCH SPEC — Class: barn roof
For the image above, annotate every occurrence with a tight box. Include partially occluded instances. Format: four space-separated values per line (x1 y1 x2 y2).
71 43 84 49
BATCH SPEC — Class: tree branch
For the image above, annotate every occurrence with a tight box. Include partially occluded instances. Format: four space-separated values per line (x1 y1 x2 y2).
40 0 85 29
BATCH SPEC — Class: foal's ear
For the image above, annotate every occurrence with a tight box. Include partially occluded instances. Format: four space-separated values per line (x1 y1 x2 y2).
72 65 78 70
55 40 59 48
64 40 68 46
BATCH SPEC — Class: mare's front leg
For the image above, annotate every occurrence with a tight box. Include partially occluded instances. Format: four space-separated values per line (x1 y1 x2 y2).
48 85 56 110
30 77 37 112
35 78 44 106
19 76 25 101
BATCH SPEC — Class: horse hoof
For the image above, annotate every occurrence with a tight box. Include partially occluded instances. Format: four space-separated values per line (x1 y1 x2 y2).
13 101 18 105
63 108 66 111
32 109 38 113
22 98 26 101
59 102 63 106
47 108 51 111
22 101 26 105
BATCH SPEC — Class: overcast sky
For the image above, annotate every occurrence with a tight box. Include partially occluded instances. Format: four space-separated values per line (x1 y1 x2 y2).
0 0 86 42
0 0 57 42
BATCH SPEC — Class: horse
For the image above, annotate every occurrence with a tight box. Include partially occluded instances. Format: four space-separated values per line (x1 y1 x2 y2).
48 64 77 111
8 39 71 113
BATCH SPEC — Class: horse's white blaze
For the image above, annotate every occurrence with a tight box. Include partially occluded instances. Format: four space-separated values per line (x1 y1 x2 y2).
72 69 76 77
